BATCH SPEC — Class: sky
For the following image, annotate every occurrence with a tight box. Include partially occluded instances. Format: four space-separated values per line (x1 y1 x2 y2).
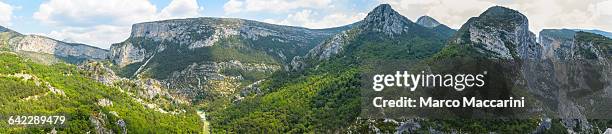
0 0 610 49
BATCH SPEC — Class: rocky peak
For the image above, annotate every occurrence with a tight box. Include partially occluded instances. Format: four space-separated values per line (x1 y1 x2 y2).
361 4 413 36
416 16 441 28
476 6 529 32
455 6 540 60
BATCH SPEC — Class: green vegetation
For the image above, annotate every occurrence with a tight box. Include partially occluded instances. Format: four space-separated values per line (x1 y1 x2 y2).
0 52 203 133
210 63 360 133
205 15 612 133
208 24 451 132
574 31 612 59
540 29 576 41
118 36 280 79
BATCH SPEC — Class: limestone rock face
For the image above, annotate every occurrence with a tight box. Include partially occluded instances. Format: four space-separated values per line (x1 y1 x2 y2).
360 4 412 36
0 26 108 62
11 35 108 60
129 19 240 50
109 17 350 102
110 42 147 67
307 31 353 61
110 17 346 67
539 29 611 61
456 6 541 60
539 29 576 60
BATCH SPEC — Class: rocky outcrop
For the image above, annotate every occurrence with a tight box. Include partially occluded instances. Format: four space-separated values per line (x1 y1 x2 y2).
360 4 413 36
129 19 240 50
539 29 576 60
90 112 114 134
416 16 441 28
304 30 356 61
572 32 611 60
454 6 541 60
540 29 611 61
10 35 108 60
110 42 147 67
163 60 280 101
97 98 113 107
0 26 108 62
79 61 120 85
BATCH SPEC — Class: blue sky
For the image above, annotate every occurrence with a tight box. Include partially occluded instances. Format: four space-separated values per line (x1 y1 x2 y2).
0 0 610 49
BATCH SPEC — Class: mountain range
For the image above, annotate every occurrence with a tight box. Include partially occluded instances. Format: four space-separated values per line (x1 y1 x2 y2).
0 4 611 133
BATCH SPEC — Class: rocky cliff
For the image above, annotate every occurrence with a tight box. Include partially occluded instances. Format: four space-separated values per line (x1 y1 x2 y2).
434 6 611 133
109 17 351 102
452 6 541 60
359 4 415 36
0 26 108 63
539 29 576 60
11 35 108 60
110 17 348 68
529 30 611 132
540 29 611 61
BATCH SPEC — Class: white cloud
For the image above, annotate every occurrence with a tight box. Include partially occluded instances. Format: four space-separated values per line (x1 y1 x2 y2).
34 0 158 26
44 25 131 49
159 0 204 19
264 10 366 29
0 1 14 26
224 0 244 14
596 0 612 15
223 0 332 13
33 0 203 49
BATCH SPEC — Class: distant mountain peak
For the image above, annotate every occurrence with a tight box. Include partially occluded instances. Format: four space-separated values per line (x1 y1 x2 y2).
416 16 441 28
479 6 528 25
361 4 413 36
481 6 520 16
365 4 395 18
